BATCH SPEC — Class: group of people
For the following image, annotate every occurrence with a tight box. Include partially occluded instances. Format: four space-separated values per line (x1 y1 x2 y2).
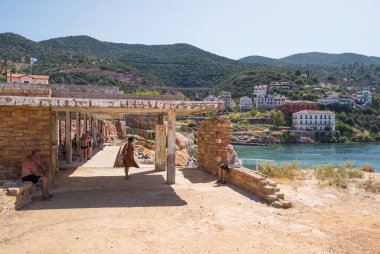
20 135 240 201
72 130 105 161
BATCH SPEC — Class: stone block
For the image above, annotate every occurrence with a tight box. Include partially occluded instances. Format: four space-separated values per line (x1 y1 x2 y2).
271 200 283 208
265 194 279 203
281 201 292 209
276 193 285 200
7 187 22 196
262 185 276 195
267 180 277 187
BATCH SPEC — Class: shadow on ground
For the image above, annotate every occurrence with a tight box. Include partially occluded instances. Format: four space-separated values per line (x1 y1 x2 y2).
179 168 263 203
23 169 187 211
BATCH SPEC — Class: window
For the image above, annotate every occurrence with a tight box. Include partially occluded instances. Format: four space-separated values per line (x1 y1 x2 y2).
305 120 308 124
324 115 327 119
300 121 303 124
320 115 322 119
300 115 303 119
315 115 317 119
24 81 30 84
328 115 331 119
12 80 17 83
315 120 317 124
305 115 308 119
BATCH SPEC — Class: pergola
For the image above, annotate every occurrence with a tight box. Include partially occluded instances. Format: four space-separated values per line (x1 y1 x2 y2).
1 95 223 184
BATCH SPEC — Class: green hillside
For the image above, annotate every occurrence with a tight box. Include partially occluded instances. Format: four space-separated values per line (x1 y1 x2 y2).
238 55 284 65
0 33 248 88
240 52 380 66
1 33 380 97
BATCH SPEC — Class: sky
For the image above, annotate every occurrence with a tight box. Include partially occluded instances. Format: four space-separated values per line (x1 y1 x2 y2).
0 0 379 59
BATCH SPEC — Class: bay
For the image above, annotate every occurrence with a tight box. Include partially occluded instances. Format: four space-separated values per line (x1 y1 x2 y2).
234 143 380 172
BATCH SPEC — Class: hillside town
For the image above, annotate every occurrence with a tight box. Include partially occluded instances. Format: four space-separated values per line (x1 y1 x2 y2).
202 81 375 143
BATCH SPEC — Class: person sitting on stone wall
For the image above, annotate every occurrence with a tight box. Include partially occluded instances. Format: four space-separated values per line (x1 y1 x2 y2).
217 144 241 184
21 149 54 201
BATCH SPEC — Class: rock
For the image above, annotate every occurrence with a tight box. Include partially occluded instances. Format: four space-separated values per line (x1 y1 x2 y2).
262 185 276 195
267 180 277 187
175 149 190 167
175 133 195 156
281 201 292 209
7 187 22 196
276 193 285 199
271 201 283 208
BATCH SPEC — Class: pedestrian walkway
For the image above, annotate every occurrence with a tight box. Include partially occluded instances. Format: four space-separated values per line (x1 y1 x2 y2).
79 146 121 169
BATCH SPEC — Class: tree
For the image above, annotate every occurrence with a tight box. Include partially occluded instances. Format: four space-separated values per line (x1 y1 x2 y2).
270 110 285 128
294 77 305 85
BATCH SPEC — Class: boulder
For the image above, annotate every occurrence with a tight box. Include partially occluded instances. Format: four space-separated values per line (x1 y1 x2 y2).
175 149 190 167
175 133 194 156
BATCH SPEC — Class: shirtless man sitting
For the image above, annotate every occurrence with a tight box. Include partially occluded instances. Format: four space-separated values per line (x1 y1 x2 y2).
21 149 54 201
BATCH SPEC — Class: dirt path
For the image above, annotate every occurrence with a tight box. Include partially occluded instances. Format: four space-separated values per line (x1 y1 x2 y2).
1 166 379 254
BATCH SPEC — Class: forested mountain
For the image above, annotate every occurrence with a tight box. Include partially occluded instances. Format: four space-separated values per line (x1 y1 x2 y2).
240 52 380 66
0 33 248 89
1 33 380 97
238 55 283 66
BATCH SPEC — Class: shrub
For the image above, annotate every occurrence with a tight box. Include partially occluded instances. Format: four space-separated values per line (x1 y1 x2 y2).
258 161 305 180
313 162 363 188
359 164 375 172
360 176 380 193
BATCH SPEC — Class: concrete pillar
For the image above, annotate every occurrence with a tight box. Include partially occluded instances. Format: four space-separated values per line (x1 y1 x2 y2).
52 112 58 146
155 113 166 171
76 112 81 154
83 114 87 133
65 111 72 164
166 109 176 184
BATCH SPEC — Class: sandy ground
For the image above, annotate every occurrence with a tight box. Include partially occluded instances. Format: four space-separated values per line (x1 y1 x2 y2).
1 166 379 254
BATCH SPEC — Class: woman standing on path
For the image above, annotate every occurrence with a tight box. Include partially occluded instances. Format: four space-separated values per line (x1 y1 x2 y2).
121 137 140 179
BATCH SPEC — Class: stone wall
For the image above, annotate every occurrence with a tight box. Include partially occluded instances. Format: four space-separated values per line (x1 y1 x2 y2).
197 118 231 174
197 117 291 208
0 87 51 97
124 115 158 130
0 106 52 180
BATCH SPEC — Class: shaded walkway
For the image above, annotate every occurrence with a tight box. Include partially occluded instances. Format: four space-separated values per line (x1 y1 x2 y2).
26 165 187 210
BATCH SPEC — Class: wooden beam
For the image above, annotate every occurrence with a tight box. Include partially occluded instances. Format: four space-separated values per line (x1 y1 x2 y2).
166 109 176 184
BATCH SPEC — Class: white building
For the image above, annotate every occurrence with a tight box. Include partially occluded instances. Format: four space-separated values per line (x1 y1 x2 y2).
292 110 335 132
255 94 287 109
253 85 269 97
363 90 372 104
318 97 339 105
239 96 253 109
218 91 232 109
203 95 218 101
338 94 354 106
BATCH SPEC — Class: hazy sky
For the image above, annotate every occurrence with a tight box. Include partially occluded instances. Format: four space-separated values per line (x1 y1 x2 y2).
1 0 379 59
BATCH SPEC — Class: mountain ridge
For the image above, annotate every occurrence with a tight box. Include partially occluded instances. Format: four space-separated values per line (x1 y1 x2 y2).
239 52 380 66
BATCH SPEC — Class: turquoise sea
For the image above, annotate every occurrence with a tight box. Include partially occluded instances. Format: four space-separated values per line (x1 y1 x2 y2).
234 143 380 172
